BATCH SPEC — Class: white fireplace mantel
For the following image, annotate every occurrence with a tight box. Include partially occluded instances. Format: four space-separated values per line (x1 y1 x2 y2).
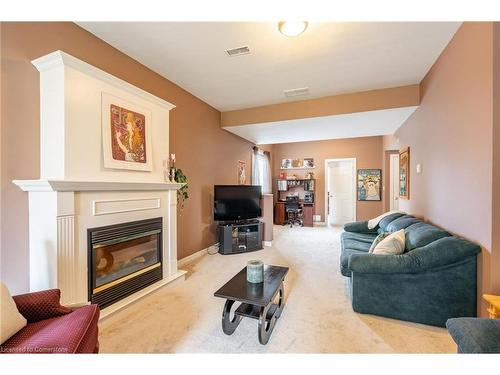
13 179 184 192
13 51 186 318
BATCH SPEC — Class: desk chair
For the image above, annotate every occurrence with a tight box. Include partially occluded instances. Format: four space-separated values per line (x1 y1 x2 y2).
284 196 303 227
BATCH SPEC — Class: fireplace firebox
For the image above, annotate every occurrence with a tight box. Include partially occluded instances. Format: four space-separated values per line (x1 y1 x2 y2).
88 217 163 308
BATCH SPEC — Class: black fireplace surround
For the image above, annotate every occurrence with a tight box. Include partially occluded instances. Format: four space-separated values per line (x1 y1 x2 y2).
87 217 163 308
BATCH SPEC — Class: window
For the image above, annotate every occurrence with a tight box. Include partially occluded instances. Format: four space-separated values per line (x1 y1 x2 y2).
252 149 272 194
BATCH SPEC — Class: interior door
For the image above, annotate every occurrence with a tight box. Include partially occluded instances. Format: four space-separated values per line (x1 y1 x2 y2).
390 154 400 210
327 160 355 225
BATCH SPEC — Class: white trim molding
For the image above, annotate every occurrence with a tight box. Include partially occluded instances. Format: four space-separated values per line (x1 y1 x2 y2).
13 179 184 192
31 50 175 111
92 197 161 216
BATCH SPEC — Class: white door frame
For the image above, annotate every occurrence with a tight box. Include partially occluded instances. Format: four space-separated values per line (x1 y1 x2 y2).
389 153 400 210
324 158 357 225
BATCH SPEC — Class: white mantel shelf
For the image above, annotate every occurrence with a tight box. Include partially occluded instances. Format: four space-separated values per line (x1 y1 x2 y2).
13 179 184 192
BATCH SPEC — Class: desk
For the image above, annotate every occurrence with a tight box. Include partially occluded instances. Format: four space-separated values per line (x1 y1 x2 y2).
274 200 314 227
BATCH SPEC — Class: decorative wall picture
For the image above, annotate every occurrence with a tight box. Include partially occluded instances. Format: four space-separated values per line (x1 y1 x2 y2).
102 92 152 171
281 158 315 169
291 158 302 168
281 158 293 169
238 160 246 185
399 147 410 199
303 158 315 168
357 169 382 201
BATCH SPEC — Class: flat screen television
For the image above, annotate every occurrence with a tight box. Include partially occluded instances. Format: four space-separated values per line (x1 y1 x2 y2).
214 185 262 221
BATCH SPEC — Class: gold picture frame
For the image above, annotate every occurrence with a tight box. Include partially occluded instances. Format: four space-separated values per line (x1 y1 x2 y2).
399 147 410 200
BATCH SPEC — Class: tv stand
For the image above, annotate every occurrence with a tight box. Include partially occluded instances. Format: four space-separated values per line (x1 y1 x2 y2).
218 220 263 255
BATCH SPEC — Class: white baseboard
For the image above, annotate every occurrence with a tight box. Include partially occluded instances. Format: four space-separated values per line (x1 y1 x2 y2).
313 221 326 226
177 244 217 268
263 240 272 247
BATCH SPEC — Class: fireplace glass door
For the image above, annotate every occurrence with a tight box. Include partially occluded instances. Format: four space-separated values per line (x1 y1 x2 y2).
93 232 160 291
88 217 163 307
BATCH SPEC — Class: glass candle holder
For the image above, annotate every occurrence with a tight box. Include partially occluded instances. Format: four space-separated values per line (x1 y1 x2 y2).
247 260 264 283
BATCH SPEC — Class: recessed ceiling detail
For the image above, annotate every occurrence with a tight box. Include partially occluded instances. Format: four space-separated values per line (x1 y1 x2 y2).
223 106 418 145
78 22 461 111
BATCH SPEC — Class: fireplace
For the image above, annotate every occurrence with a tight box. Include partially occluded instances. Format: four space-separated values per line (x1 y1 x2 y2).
88 217 163 308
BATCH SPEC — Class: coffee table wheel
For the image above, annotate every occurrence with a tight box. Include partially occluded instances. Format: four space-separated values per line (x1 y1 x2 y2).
222 299 242 335
258 282 285 345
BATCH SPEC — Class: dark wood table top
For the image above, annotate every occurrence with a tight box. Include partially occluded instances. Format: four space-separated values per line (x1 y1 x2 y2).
214 265 289 307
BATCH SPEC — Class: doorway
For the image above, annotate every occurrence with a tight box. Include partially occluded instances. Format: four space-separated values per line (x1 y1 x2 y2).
389 153 400 210
325 158 356 226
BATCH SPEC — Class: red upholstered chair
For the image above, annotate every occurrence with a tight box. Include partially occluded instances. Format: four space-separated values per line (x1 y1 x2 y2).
0 289 100 354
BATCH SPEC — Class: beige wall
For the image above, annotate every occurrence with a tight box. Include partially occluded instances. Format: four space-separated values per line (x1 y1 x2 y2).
395 22 495 314
268 136 385 222
0 22 253 293
222 85 420 127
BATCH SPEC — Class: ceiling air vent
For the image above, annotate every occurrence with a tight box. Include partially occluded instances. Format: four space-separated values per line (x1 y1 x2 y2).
284 87 310 98
225 46 251 57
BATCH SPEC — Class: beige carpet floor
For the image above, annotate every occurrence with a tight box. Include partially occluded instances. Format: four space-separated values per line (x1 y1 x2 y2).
98 225 456 353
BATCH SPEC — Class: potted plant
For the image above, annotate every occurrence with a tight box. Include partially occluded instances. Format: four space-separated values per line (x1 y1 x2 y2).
175 168 189 211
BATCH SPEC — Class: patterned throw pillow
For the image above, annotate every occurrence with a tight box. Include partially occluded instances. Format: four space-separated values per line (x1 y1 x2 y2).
372 229 406 255
369 232 390 253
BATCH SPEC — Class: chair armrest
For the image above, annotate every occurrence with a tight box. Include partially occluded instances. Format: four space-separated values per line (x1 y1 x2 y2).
348 236 480 274
13 289 72 323
343 221 378 234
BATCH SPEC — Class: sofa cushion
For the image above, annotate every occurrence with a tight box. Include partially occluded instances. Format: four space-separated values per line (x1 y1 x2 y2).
367 210 404 230
405 222 450 250
341 231 378 244
343 221 377 234
446 318 500 353
385 215 421 232
0 304 100 354
378 212 406 232
0 283 27 344
341 236 373 252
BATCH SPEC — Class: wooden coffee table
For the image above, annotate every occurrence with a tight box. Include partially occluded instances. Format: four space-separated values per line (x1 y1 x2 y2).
214 265 289 345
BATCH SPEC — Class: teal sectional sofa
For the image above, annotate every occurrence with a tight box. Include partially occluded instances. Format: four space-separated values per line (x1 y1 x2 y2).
340 213 481 327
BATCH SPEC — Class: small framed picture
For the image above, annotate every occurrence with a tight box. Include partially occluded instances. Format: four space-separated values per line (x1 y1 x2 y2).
303 158 315 168
357 169 382 201
238 160 246 185
281 159 293 169
399 147 410 199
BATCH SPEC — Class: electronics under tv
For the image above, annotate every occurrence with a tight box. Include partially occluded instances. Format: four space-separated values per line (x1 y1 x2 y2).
214 185 262 221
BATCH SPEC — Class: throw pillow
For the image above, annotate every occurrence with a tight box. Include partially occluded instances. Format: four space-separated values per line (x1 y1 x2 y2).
372 229 406 255
369 232 390 253
0 282 27 344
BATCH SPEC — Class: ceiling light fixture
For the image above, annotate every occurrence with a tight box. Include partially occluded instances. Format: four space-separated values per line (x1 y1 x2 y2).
278 21 308 37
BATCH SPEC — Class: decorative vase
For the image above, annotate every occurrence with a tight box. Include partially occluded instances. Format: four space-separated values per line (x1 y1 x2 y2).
169 167 176 182
247 260 264 283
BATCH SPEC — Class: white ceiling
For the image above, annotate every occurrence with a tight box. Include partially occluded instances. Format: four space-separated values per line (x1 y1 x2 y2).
223 106 418 145
78 22 461 111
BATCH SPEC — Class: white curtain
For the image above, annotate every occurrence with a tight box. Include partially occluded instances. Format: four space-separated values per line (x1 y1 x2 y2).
252 148 272 194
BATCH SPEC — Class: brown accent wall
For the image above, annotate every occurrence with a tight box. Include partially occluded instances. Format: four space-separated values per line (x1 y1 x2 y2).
395 22 494 314
268 137 384 222
221 85 420 127
0 22 253 293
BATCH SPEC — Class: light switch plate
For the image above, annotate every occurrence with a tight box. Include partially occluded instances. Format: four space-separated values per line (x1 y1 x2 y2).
416 163 422 174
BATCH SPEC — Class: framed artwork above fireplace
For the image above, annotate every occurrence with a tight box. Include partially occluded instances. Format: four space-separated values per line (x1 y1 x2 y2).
101 92 153 171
